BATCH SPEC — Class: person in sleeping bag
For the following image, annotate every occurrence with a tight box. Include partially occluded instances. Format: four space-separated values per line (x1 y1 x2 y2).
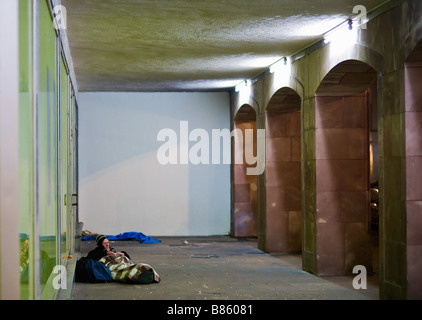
85 234 160 284
87 234 131 261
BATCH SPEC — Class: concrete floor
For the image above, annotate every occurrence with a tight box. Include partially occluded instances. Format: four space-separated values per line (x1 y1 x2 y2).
66 236 379 301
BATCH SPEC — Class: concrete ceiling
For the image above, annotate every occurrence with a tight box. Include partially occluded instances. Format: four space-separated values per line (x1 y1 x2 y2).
61 0 388 92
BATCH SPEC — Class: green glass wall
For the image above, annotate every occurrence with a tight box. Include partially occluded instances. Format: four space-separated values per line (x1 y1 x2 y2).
18 0 34 300
60 55 69 266
70 91 78 249
39 0 58 299
18 0 78 300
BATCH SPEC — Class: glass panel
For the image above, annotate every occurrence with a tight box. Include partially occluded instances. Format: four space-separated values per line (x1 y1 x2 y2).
18 0 33 300
68 91 76 251
60 56 69 263
39 0 58 300
73 96 79 244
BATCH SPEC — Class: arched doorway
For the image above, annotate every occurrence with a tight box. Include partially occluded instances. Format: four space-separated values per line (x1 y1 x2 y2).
232 104 258 237
314 59 378 276
404 40 422 299
265 87 302 253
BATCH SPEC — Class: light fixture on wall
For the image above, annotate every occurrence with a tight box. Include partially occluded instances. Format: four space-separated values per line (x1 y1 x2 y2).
269 57 288 74
269 56 291 84
234 79 250 93
323 19 357 45
234 79 252 103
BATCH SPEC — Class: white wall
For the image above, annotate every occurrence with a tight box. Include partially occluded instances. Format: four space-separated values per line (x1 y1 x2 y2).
78 92 231 236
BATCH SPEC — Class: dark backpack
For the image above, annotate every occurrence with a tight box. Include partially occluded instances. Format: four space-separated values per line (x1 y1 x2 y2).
75 257 113 283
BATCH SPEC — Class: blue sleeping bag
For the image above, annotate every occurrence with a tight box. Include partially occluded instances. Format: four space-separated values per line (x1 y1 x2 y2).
75 257 113 283
81 232 161 244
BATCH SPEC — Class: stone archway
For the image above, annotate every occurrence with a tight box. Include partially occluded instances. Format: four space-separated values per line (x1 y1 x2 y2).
314 59 378 276
232 104 258 237
265 87 302 253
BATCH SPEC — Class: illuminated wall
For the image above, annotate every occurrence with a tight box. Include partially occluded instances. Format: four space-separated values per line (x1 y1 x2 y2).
78 92 230 236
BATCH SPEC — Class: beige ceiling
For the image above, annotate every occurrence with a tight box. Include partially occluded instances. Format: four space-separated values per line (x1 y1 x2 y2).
61 0 388 92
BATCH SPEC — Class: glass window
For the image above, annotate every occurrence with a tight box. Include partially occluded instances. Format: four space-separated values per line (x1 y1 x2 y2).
39 0 58 300
60 55 69 264
18 0 33 300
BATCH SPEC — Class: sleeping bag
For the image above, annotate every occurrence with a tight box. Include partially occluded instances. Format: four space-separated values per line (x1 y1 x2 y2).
75 257 113 283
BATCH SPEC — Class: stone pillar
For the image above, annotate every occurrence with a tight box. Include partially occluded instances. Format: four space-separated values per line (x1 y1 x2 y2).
256 109 267 251
265 110 302 253
302 96 317 273
314 94 373 275
379 69 407 299
233 117 258 237
404 51 422 300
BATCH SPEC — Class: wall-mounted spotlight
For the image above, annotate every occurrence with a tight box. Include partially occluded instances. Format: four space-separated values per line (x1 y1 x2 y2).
234 79 252 102
347 18 353 30
269 57 289 74
324 18 357 45
269 56 291 85
235 80 250 92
